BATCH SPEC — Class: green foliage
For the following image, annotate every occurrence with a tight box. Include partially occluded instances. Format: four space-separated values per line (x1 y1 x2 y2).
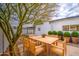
57 31 63 36
72 31 79 37
64 32 70 37
48 31 58 35
48 31 52 35
52 31 57 35
34 19 43 25
0 3 54 55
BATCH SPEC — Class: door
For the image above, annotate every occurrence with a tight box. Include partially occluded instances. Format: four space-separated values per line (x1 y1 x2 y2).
27 27 35 34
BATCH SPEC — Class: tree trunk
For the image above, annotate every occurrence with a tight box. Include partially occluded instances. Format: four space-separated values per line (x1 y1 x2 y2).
9 45 15 56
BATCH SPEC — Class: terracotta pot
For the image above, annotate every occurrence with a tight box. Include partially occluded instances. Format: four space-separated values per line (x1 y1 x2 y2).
42 35 45 38
52 35 58 38
64 37 70 43
48 35 58 38
58 36 62 40
72 37 78 44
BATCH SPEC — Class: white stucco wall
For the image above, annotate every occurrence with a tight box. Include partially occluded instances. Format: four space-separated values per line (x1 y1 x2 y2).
50 17 79 31
35 22 51 35
0 28 3 52
12 22 51 35
0 28 9 53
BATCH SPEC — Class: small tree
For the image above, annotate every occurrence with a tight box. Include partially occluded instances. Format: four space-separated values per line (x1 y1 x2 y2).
52 31 57 35
0 3 56 55
64 32 70 37
0 3 43 55
48 31 52 35
72 31 79 37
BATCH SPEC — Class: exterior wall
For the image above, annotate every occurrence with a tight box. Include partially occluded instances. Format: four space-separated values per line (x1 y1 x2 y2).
35 25 42 35
22 28 27 34
0 28 3 52
0 28 9 53
12 24 34 35
35 22 51 35
12 22 51 35
50 17 79 31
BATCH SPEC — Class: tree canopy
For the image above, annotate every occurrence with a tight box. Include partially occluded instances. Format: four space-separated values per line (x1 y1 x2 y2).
0 3 56 55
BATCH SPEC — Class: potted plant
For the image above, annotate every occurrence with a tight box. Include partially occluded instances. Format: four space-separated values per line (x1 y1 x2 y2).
42 34 46 38
71 31 79 44
48 31 53 37
48 31 52 35
52 31 58 37
64 32 70 43
58 31 63 40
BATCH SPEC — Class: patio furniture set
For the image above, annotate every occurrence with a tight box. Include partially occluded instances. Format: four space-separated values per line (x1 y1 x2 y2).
21 35 66 56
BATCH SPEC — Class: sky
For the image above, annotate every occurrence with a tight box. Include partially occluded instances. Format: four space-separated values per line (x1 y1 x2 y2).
11 3 79 25
52 3 79 20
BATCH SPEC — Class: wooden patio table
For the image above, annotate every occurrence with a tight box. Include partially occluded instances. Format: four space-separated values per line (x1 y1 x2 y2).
29 36 59 55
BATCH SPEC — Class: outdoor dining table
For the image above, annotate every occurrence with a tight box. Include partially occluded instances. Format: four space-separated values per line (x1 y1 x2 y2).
29 36 59 55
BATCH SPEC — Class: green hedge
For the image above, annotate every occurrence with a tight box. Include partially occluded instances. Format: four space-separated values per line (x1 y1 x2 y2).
57 31 63 36
48 31 57 35
52 31 57 35
64 32 70 37
48 31 52 35
72 31 79 37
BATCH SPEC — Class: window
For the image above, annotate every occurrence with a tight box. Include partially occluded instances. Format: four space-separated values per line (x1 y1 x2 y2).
63 25 69 31
38 28 41 31
63 24 79 31
70 25 76 31
27 27 35 34
77 25 79 31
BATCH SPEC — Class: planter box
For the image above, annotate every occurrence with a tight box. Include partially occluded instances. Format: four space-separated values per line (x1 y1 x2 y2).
64 37 70 43
72 37 78 44
48 35 58 38
58 36 62 40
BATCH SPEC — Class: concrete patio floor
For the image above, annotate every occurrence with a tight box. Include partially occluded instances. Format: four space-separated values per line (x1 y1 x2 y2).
3 39 79 56
17 39 79 56
15 36 79 56
66 43 79 56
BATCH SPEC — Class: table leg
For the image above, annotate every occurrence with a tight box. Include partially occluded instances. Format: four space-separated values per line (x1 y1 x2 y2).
46 44 51 56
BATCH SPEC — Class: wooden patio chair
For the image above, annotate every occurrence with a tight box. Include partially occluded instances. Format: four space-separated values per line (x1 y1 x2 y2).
22 38 31 55
51 40 66 56
29 40 45 56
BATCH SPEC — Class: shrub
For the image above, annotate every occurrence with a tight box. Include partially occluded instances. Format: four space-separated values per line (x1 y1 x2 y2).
52 31 57 35
48 31 52 35
64 32 70 37
58 31 63 36
72 31 79 37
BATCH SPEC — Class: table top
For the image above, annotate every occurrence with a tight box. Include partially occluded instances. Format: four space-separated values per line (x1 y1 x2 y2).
29 36 59 44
